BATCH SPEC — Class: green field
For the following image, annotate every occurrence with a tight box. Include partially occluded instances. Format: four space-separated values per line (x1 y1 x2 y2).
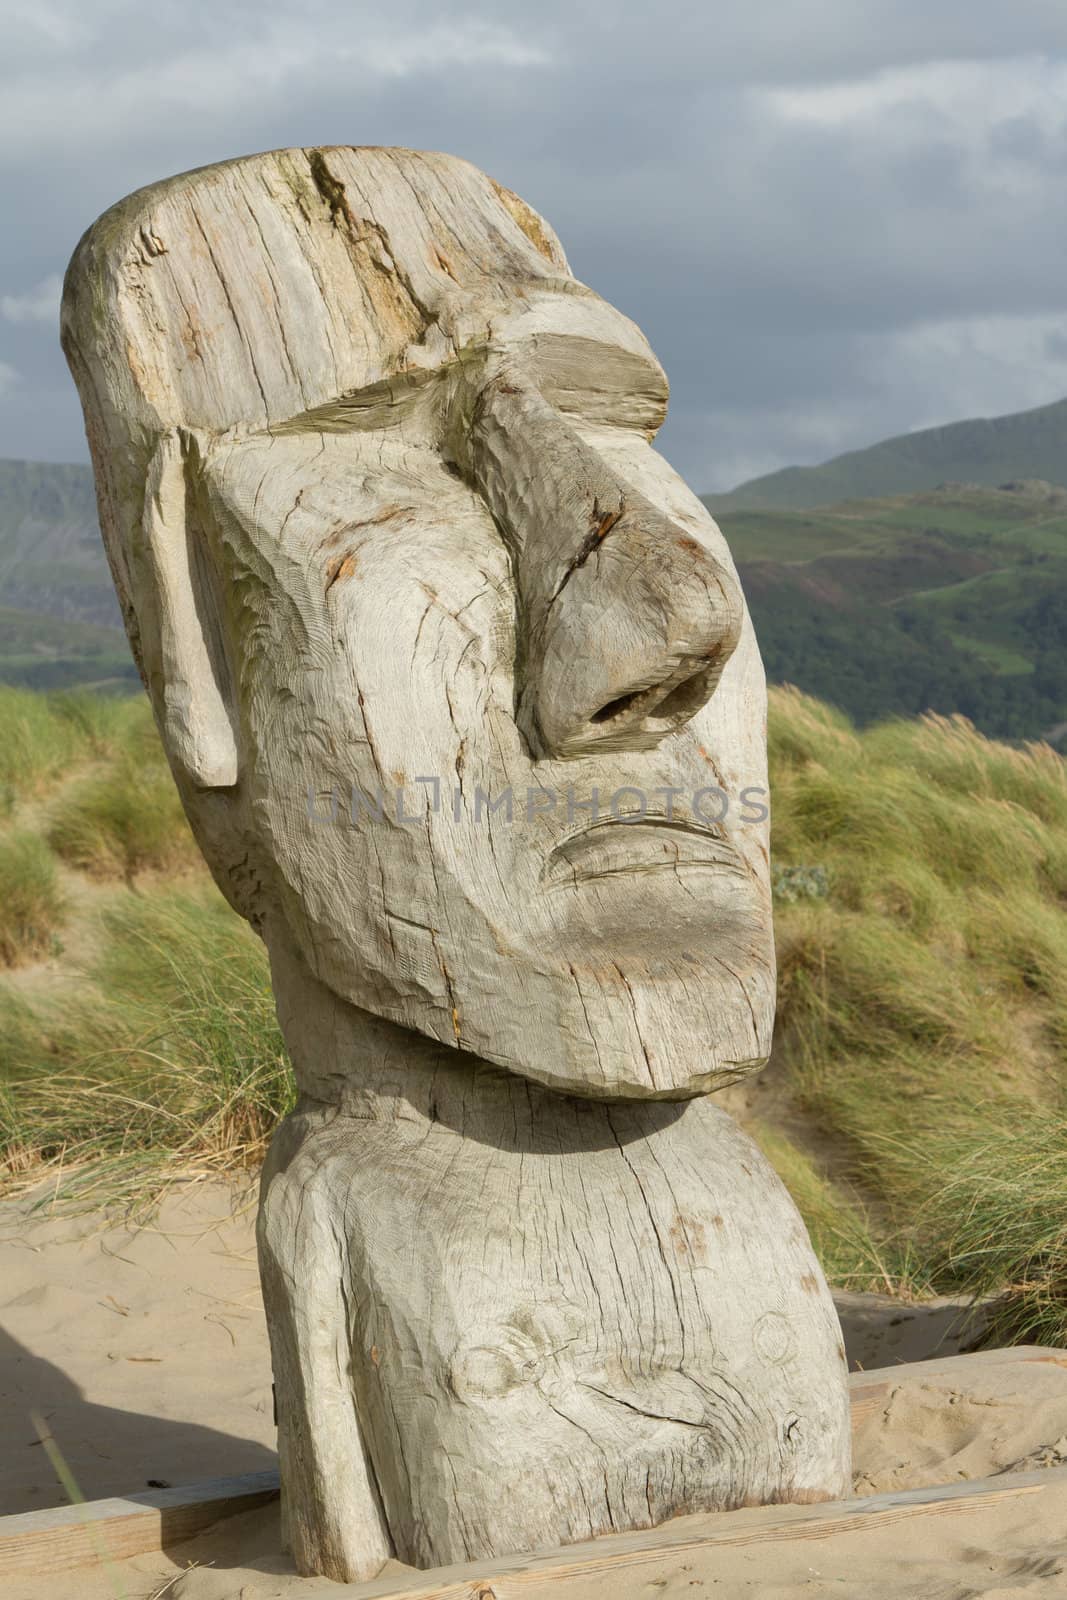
0 604 138 691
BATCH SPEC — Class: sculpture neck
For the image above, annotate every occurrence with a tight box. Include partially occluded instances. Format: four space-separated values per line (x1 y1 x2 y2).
267 926 536 1123
265 924 692 1144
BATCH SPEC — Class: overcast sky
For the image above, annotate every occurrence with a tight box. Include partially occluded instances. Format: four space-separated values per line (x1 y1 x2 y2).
4 1 1067 491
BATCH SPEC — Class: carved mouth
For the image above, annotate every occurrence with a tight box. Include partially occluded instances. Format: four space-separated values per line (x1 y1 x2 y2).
544 817 744 888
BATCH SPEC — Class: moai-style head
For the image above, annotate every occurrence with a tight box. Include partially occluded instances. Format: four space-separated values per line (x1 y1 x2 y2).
63 147 773 1099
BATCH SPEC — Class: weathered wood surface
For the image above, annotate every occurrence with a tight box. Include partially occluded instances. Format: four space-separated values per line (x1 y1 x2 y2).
0 1470 279 1578
259 1041 851 1576
4 1469 1059 1590
2 1466 1059 1590
63 146 843 1581
61 145 775 1100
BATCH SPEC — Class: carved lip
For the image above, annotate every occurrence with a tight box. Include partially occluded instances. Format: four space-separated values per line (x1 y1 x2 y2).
543 817 742 888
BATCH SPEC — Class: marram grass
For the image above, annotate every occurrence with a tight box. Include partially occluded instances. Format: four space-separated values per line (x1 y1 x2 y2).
40 687 199 881
0 887 293 1210
0 684 141 813
0 682 1065 1347
46 751 197 881
747 1121 930 1299
769 686 1067 1344
0 830 64 967
872 1106 1067 1349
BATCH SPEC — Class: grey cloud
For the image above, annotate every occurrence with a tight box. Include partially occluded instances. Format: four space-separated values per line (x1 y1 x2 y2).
2 274 62 325
3 1 1067 489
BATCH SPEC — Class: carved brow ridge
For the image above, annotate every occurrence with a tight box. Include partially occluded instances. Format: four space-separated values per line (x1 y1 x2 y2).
243 331 664 445
256 364 446 439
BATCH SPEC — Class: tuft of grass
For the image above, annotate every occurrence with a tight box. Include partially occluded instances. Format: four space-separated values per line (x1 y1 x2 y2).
748 1120 928 1297
46 753 196 881
883 1107 1067 1348
0 831 64 966
0 687 89 814
0 683 155 816
769 684 1067 1341
0 886 293 1210
41 690 198 882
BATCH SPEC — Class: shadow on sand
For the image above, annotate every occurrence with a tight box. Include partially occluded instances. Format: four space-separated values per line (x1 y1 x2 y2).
0 1326 278 1519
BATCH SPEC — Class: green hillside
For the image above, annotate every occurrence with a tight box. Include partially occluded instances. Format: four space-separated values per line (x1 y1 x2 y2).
0 604 138 691
705 394 1067 513
719 481 1067 742
2 456 1067 740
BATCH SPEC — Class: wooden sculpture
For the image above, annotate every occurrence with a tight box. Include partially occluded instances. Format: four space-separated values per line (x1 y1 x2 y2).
62 147 851 1582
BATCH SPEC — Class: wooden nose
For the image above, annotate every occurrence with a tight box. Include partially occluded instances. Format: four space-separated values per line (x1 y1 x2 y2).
463 371 743 758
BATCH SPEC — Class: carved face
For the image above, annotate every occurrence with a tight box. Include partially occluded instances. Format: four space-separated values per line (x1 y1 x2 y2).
195 283 774 1099
63 147 773 1100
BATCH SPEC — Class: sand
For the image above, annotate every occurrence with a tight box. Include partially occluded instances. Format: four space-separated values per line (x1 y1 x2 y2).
3 1182 1066 1599
853 1348 1067 1495
0 1182 274 1518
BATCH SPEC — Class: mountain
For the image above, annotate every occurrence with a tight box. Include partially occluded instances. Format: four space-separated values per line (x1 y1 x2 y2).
0 458 118 627
718 481 1067 743
1 456 1066 742
0 458 136 690
705 395 1067 512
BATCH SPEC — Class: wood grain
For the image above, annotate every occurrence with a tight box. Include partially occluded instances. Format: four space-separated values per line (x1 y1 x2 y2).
0 1470 279 1578
62 146 835 1581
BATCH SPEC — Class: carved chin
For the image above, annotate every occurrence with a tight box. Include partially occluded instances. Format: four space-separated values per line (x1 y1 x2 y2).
275 867 774 1101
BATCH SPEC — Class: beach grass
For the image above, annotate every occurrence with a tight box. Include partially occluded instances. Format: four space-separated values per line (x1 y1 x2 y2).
747 1120 929 1298
0 887 292 1209
880 1105 1067 1349
0 686 95 813
36 689 200 881
0 682 156 811
0 681 1065 1344
46 751 196 881
769 686 1067 1342
0 829 64 966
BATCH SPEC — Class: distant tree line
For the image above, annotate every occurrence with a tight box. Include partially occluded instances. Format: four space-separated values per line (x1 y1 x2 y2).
748 581 1067 743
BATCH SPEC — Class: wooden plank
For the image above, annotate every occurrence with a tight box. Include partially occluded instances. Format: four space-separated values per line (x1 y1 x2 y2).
3 1463 1059 1594
1 1345 1062 1580
851 1342 1067 1387
0 1469 279 1578
343 1469 1067 1600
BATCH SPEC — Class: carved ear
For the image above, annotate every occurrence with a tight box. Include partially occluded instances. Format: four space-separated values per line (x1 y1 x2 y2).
142 430 238 788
